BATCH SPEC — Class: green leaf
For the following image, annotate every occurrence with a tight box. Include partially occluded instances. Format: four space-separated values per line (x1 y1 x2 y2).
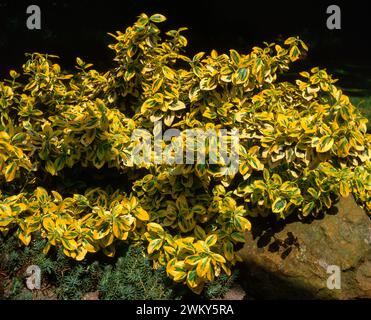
223 241 234 261
272 197 287 213
185 254 202 266
229 49 240 65
205 234 217 247
54 156 66 172
230 232 246 243
235 68 248 83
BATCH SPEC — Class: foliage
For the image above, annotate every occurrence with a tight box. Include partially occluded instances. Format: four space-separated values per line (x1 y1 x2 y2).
98 245 181 299
0 234 182 299
350 96 371 133
0 186 149 260
0 233 102 299
203 269 239 299
0 13 370 294
1 234 232 299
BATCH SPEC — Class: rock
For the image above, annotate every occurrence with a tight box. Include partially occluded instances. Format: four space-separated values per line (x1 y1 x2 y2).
82 291 100 300
210 283 249 300
238 195 371 299
222 284 246 300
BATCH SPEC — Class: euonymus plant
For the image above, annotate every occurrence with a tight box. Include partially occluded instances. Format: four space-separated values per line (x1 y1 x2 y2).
0 13 370 293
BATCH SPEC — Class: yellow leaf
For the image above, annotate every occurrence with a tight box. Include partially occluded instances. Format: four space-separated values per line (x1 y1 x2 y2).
19 232 31 246
162 66 175 80
239 161 250 175
163 245 176 255
169 100 186 111
45 160 57 176
134 207 150 221
99 233 115 247
150 14 167 23
205 234 217 247
112 220 121 239
4 162 18 182
239 216 252 231
75 247 87 261
223 241 234 261
0 204 12 215
0 217 14 227
211 253 226 264
187 269 200 288
289 45 300 62
229 49 240 65
43 243 51 254
147 222 164 234
42 217 55 232
339 181 350 197
316 135 334 153
9 70 19 79
80 129 96 147
152 77 163 93
302 202 315 217
103 244 116 257
185 255 201 266
35 187 48 202
148 238 163 254
196 258 210 277
61 238 78 251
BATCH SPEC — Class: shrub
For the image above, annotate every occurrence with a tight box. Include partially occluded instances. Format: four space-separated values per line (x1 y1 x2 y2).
0 13 370 294
0 234 234 299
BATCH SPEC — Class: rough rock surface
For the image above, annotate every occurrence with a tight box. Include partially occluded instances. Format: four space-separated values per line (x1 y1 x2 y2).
82 291 100 300
238 195 371 299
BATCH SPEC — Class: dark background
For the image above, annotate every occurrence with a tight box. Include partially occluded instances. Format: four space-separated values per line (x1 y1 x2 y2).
0 0 370 93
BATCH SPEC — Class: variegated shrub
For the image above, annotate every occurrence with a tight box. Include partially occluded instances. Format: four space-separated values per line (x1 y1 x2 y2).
0 13 370 293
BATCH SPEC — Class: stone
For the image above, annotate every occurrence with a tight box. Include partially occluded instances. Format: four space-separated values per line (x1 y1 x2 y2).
82 291 100 300
237 195 371 299
222 283 247 300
